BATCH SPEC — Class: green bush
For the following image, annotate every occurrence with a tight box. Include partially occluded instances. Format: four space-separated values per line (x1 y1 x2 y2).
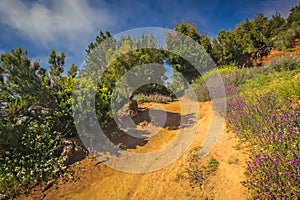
0 120 66 197
0 48 73 198
190 65 262 102
95 86 113 127
273 23 300 50
268 55 300 71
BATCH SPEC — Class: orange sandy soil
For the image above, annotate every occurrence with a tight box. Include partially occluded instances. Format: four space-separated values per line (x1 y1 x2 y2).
16 101 251 200
259 39 300 65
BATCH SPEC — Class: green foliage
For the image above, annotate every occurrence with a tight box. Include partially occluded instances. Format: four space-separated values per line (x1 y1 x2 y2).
287 2 300 25
166 20 212 82
166 69 185 97
268 12 286 38
0 48 77 197
82 31 167 128
86 31 112 54
240 69 300 102
95 86 112 127
206 158 219 174
210 5 300 66
0 120 66 197
58 72 78 137
211 30 243 66
237 57 300 102
174 173 185 182
212 13 272 66
273 24 300 50
190 65 260 101
173 20 202 42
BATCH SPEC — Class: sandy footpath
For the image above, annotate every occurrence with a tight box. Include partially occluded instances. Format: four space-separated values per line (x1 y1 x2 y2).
17 101 250 200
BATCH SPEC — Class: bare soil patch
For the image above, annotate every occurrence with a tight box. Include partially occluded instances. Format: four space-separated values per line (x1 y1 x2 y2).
16 101 250 200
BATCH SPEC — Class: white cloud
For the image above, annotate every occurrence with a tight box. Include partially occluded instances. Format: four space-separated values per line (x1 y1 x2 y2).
0 0 115 52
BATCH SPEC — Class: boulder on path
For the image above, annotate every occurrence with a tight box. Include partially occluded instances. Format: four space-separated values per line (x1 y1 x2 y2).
60 137 88 165
116 100 138 118
128 100 138 117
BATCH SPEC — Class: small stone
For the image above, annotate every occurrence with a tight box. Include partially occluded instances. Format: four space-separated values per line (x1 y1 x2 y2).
42 180 55 192
228 155 239 165
0 194 6 200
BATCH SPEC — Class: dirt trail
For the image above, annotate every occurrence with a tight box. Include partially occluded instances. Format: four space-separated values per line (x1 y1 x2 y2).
17 101 250 200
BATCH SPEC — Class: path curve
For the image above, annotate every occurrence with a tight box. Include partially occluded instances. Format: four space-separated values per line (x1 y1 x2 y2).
17 101 250 200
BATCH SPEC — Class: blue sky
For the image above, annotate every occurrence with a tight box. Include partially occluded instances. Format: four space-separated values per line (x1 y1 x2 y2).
0 0 299 70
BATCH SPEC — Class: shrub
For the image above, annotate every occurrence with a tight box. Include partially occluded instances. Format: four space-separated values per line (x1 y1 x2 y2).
268 55 300 71
190 82 210 102
132 93 173 104
191 65 260 102
0 48 72 198
95 86 113 127
0 120 66 197
273 24 300 50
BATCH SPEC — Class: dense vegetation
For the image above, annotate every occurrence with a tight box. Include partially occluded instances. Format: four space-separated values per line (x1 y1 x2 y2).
0 49 77 196
1 2 300 199
211 57 300 199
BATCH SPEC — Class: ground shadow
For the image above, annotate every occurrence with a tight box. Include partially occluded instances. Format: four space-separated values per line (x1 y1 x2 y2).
132 107 195 130
103 120 149 150
83 104 197 160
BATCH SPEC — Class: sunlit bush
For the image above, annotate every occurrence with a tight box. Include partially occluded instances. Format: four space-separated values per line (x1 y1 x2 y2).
133 93 173 104
268 55 300 71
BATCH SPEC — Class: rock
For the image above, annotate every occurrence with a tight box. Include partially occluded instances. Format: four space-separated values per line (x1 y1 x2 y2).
116 100 139 119
61 138 88 165
228 155 239 165
128 100 138 117
165 126 178 130
0 194 6 200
